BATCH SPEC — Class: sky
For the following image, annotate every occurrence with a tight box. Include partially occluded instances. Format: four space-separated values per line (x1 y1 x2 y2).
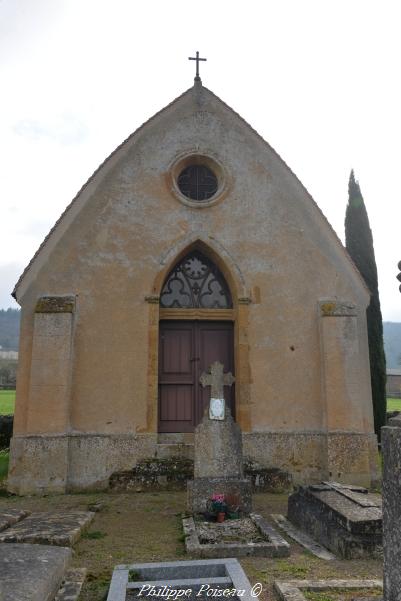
1 0 400 320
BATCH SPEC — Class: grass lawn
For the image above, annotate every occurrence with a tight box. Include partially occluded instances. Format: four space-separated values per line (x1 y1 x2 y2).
0 451 8 481
0 390 15 415
0 491 383 601
387 397 401 412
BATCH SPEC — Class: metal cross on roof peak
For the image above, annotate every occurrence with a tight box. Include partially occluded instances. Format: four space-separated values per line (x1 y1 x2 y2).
189 51 207 82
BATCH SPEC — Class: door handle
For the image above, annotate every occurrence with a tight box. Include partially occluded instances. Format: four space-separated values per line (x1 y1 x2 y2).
190 357 200 362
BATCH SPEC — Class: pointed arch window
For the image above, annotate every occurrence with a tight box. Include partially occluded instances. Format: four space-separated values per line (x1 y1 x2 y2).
160 251 232 309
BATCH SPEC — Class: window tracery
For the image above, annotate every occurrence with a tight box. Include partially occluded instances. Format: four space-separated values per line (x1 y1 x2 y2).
160 251 232 309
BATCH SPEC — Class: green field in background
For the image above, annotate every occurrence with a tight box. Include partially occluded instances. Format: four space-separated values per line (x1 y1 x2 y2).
0 390 15 415
387 397 401 412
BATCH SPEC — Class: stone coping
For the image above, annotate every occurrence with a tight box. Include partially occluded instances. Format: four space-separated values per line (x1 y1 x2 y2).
273 579 382 601
183 513 290 558
270 514 335 560
107 558 256 601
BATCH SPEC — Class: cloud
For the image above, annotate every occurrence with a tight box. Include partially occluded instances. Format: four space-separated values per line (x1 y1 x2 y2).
13 113 89 145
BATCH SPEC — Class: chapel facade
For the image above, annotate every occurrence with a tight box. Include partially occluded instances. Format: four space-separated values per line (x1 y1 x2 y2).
8 79 379 494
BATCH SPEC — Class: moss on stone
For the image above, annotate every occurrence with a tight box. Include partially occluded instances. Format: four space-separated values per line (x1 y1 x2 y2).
320 302 336 317
35 296 75 314
109 457 194 491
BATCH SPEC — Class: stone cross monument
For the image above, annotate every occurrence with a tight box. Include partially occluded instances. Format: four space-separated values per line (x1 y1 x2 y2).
200 361 235 421
187 361 252 514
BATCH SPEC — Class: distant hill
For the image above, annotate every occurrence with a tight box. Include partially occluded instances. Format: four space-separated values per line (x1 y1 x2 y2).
383 322 401 369
0 308 20 351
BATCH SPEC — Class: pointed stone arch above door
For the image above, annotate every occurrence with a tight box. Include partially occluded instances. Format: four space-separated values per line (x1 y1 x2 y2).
153 236 248 303
145 242 252 436
160 250 233 310
158 250 235 433
159 249 234 322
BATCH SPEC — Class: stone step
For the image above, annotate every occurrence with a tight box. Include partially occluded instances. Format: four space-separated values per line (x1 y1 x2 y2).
110 457 292 493
109 456 194 492
158 433 194 444
156 443 194 460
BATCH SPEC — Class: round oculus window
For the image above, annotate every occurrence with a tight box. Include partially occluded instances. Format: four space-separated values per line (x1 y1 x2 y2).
177 164 218 201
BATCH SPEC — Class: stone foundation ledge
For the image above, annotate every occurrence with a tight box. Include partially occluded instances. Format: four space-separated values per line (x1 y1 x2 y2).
7 429 377 494
7 433 157 495
243 430 378 488
243 459 292 492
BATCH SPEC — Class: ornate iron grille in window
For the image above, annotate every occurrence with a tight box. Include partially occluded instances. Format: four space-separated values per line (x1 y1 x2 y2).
177 165 218 201
160 251 232 309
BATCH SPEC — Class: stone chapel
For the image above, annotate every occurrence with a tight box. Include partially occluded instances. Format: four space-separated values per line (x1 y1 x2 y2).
8 76 378 494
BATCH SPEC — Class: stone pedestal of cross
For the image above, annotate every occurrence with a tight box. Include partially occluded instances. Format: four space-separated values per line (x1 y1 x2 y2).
199 361 235 421
187 361 252 515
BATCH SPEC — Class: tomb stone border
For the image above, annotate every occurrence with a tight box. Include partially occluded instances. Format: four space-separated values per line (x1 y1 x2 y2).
107 558 256 601
183 513 290 558
273 579 382 601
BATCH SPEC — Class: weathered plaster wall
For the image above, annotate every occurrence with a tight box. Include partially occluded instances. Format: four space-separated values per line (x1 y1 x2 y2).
9 85 376 493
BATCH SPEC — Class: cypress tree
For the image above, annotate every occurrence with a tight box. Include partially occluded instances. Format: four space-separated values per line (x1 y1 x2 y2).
345 170 386 438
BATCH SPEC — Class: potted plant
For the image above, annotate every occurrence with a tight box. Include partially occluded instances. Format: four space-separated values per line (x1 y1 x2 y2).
209 493 227 522
225 493 240 519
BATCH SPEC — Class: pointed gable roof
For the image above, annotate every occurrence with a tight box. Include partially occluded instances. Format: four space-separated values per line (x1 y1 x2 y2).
13 83 370 302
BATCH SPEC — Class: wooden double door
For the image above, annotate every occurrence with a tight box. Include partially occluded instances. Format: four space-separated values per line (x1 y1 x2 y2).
158 321 235 432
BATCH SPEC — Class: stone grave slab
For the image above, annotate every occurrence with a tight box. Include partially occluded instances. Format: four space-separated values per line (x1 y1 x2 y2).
0 542 71 601
107 558 257 601
183 513 290 558
0 511 94 546
273 579 382 601
287 482 382 559
0 508 30 531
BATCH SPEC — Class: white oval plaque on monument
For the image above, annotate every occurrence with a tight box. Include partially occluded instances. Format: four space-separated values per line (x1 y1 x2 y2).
209 398 225 420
